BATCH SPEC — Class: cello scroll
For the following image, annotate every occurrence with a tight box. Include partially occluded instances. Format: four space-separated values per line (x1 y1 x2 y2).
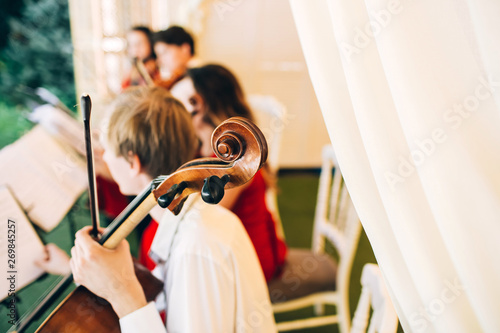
151 116 268 211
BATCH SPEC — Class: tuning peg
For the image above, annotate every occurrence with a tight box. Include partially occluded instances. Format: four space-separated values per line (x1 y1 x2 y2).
158 182 187 208
201 175 230 204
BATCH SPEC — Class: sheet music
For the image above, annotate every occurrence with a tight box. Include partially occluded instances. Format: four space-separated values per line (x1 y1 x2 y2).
30 104 103 155
0 126 87 231
0 187 45 301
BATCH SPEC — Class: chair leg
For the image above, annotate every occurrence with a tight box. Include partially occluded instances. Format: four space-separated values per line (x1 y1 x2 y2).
314 302 325 316
337 304 351 333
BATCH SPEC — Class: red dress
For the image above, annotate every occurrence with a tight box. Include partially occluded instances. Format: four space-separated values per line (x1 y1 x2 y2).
96 176 129 219
232 170 287 281
139 218 159 270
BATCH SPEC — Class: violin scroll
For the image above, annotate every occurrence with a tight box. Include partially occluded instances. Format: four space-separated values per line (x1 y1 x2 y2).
213 132 243 161
212 117 267 166
152 117 268 213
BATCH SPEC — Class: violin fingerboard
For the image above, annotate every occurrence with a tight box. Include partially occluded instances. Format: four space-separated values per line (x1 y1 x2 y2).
102 193 157 249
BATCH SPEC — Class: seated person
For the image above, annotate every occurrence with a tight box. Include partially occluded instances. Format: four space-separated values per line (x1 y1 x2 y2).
36 86 276 332
171 64 288 281
99 26 160 220
98 26 160 237
152 26 199 89
118 26 196 266
122 26 160 89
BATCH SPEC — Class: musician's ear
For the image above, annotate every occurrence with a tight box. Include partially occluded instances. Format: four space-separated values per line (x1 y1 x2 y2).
180 43 192 58
128 152 142 176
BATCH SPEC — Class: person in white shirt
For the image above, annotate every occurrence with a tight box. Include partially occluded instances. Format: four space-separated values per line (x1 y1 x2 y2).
39 86 277 332
117 194 276 332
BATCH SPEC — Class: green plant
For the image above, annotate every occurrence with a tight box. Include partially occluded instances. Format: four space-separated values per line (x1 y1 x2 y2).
0 0 75 108
0 102 33 149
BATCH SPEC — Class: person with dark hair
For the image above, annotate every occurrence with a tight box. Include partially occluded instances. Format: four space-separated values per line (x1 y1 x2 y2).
101 26 159 231
171 64 288 282
101 26 160 231
128 26 156 61
122 26 160 89
152 26 198 86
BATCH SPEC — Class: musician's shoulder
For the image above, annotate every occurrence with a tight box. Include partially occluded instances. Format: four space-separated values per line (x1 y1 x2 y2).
169 201 245 260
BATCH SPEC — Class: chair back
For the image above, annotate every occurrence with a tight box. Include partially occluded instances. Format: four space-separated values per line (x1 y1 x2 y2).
312 144 363 332
248 94 287 239
351 264 398 333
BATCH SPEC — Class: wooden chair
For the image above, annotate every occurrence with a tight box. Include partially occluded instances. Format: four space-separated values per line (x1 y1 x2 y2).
269 145 362 332
248 94 287 239
351 264 398 333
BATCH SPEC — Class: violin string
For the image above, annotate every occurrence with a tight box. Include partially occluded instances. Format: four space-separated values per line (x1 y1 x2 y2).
12 274 69 327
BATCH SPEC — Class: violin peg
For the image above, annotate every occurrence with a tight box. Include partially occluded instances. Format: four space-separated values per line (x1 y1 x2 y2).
201 175 230 204
157 193 172 208
158 182 188 208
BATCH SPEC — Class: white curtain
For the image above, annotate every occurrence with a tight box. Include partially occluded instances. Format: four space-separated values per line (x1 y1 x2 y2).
289 0 500 332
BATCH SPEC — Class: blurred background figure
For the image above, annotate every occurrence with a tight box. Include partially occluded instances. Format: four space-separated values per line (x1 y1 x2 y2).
121 26 159 89
171 64 288 282
152 26 199 89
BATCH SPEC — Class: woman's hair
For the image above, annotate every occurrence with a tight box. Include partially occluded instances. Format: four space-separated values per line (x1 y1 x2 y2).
106 86 198 177
130 25 156 60
186 64 275 188
186 64 254 127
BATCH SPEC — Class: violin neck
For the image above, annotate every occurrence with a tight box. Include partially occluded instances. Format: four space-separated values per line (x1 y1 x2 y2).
134 59 155 87
99 184 157 249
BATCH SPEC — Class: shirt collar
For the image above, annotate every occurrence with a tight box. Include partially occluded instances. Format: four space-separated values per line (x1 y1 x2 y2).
149 194 201 262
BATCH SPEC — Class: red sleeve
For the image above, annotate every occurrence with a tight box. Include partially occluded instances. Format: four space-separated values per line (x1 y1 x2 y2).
96 176 130 219
139 219 159 271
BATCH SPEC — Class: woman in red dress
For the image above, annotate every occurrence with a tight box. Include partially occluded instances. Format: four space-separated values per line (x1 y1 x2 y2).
167 64 288 281
121 26 160 89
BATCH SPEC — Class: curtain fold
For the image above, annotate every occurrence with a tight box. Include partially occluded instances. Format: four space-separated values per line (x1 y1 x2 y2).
289 0 500 332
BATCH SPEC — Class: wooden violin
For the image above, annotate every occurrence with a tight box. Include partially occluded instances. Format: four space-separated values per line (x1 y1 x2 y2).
132 57 156 87
152 67 185 91
133 57 184 90
10 116 267 333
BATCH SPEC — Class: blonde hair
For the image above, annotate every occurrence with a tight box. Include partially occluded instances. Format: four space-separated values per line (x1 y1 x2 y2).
107 86 198 177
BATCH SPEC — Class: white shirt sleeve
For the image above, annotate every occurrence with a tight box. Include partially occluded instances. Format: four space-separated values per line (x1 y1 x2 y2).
119 302 165 333
165 252 235 333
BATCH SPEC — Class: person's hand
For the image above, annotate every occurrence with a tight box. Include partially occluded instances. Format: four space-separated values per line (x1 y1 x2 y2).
35 243 71 275
70 226 147 318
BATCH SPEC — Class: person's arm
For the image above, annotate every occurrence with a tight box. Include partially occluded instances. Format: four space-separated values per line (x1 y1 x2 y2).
119 302 165 333
70 226 165 332
34 243 71 275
